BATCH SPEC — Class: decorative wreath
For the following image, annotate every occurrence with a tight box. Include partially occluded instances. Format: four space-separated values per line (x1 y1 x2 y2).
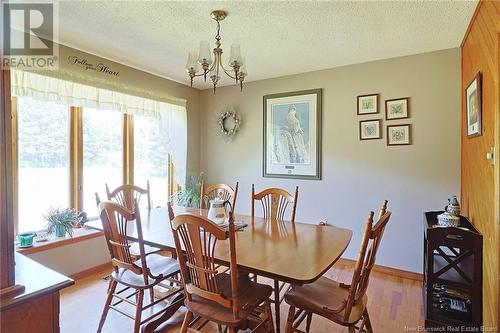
217 109 241 136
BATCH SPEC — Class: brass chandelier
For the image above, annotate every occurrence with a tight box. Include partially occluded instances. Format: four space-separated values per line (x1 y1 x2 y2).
185 10 247 93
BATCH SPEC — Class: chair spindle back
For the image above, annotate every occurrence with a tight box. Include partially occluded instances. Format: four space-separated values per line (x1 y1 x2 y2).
343 201 391 321
170 208 240 319
106 181 151 210
99 201 146 275
251 185 298 222
200 182 239 210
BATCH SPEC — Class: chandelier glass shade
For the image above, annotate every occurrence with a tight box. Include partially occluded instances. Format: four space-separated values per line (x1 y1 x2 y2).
185 10 247 93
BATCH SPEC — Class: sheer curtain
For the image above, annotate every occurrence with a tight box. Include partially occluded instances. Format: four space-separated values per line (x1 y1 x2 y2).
10 69 187 186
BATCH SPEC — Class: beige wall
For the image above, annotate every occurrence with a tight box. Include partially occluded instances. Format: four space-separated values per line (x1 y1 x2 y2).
199 48 461 273
26 236 109 276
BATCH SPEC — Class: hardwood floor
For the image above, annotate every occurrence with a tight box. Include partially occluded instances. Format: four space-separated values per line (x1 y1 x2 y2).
60 261 424 332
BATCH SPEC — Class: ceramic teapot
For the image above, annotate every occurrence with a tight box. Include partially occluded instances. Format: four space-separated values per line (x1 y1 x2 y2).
207 199 229 225
445 195 461 216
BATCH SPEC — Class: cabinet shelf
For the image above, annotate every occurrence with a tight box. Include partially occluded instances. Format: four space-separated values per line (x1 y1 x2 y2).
432 253 474 285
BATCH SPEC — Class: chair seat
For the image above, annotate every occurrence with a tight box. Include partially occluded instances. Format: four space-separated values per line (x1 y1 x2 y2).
185 273 273 326
284 277 367 325
112 254 180 288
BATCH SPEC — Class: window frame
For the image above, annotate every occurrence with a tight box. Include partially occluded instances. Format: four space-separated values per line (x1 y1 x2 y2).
11 98 176 233
69 106 83 211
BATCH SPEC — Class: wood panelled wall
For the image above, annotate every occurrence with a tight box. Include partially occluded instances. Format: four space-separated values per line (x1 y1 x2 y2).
461 1 500 329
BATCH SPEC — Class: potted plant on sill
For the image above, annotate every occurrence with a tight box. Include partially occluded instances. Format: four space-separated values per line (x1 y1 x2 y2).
44 207 81 238
171 173 203 208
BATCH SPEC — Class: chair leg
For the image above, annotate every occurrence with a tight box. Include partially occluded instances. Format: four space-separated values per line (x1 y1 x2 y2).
106 275 113 293
134 289 144 333
149 287 155 303
357 317 367 333
264 299 275 333
180 311 193 333
228 327 237 333
285 306 295 333
348 326 356 333
218 324 223 333
364 308 373 333
97 279 117 333
274 279 281 333
305 312 313 333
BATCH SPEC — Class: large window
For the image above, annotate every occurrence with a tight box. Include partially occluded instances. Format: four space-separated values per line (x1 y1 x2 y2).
17 98 69 233
83 108 123 217
13 94 181 234
134 115 170 208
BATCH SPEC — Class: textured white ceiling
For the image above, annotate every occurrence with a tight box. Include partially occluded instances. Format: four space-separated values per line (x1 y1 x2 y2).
55 0 477 89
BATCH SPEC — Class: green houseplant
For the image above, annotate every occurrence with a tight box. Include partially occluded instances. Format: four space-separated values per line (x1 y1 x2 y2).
44 207 80 238
171 173 202 208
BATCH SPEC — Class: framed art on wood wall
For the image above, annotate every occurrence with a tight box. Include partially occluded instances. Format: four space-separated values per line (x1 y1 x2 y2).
387 124 412 146
263 89 322 180
357 94 379 115
385 97 409 120
466 72 482 137
359 119 381 140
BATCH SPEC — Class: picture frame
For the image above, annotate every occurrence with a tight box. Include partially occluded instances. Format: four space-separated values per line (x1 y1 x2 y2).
359 119 382 140
466 72 482 138
263 89 322 180
385 97 409 120
387 124 412 146
357 94 379 115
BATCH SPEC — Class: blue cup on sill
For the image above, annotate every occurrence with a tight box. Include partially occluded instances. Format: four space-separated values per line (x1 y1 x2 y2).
18 232 36 247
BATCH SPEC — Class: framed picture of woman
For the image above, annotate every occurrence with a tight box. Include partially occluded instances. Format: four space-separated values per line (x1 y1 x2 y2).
263 89 322 180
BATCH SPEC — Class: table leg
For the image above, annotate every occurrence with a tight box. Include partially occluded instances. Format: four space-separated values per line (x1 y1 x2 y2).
274 279 280 333
141 294 184 333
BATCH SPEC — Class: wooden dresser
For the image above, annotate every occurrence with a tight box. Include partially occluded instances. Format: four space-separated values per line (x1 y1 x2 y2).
0 253 74 333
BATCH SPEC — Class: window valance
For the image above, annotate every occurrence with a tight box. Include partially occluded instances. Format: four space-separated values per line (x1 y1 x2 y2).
10 69 187 117
10 69 187 186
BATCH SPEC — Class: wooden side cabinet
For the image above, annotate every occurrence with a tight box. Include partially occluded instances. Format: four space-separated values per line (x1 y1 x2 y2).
0 254 74 333
423 211 483 330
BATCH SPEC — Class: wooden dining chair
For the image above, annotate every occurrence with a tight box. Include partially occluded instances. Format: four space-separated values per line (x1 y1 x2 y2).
284 201 391 333
200 181 239 210
251 184 299 328
170 209 275 333
251 185 298 222
95 191 164 259
106 181 151 210
96 200 183 333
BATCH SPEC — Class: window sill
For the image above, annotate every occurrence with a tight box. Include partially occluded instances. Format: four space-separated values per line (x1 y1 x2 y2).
16 227 104 255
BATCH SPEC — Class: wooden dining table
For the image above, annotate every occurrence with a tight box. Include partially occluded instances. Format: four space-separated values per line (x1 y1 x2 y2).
86 206 352 332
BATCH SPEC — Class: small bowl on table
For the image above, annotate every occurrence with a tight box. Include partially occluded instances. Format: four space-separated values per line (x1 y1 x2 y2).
437 212 460 227
34 231 49 242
